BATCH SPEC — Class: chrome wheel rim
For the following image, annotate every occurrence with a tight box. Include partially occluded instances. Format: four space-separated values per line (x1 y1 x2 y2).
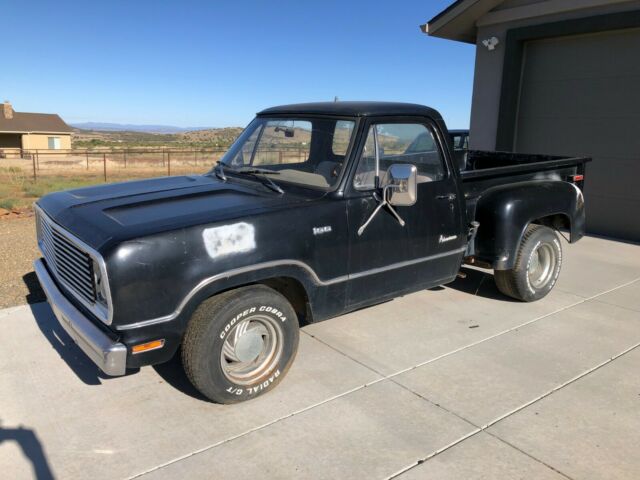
220 314 283 385
528 243 556 289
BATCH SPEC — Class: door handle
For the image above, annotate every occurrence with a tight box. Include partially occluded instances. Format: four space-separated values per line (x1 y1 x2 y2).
436 193 457 201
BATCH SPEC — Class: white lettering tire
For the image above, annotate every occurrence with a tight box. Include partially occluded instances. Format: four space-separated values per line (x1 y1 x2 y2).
182 285 299 403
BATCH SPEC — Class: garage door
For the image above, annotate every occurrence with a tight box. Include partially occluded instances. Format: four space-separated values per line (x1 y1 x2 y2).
514 27 640 241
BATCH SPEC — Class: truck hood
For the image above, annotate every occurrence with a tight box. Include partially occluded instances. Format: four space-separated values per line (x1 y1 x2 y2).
37 175 317 250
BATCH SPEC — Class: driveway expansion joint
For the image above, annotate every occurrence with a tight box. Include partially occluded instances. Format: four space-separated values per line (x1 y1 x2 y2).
305 330 482 429
591 298 640 314
128 276 640 479
484 430 576 480
385 340 640 479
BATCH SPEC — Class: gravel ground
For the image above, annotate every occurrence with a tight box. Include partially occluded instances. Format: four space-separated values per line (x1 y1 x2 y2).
0 216 45 308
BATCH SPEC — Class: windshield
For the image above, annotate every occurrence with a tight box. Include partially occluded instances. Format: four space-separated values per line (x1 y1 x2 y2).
216 117 356 189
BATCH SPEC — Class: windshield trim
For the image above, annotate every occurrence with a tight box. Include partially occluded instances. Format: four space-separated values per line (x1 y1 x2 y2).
212 114 360 193
248 123 265 165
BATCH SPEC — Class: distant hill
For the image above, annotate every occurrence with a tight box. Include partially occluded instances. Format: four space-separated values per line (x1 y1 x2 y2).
71 126 244 148
178 128 244 146
70 122 214 134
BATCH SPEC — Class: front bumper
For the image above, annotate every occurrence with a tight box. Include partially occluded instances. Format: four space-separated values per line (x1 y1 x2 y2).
34 259 127 376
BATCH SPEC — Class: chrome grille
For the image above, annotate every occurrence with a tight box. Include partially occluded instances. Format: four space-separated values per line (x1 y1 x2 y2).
37 210 96 304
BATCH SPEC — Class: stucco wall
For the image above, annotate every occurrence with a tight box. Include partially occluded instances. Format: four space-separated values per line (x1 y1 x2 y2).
20 133 72 150
469 0 640 150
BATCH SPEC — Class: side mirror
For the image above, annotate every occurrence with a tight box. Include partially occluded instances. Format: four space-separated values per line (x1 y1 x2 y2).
357 163 417 236
385 164 417 206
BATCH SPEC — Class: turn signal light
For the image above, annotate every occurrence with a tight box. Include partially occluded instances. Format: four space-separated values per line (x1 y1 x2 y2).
132 339 165 354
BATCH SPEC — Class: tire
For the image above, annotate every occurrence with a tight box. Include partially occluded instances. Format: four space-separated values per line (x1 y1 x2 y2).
182 285 299 404
494 224 562 302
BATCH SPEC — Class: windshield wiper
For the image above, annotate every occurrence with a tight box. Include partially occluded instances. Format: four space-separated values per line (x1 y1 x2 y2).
214 161 227 182
237 167 281 175
235 167 284 194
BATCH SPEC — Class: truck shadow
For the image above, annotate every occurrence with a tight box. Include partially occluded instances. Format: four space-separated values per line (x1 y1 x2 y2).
446 267 518 302
152 352 209 401
23 271 46 305
27 301 107 385
22 272 139 385
0 421 55 480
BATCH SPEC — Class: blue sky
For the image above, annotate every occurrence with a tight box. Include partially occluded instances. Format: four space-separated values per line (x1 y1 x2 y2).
1 0 475 129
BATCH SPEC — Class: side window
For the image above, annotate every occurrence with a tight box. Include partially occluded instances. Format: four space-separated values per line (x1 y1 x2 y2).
353 126 377 190
353 123 445 190
451 134 469 150
227 126 261 166
332 120 355 156
48 136 61 150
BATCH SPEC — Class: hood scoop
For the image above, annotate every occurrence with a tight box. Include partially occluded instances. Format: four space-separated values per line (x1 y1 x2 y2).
103 187 263 227
69 176 202 202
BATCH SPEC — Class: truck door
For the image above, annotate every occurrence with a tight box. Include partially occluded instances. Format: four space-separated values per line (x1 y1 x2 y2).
346 118 466 308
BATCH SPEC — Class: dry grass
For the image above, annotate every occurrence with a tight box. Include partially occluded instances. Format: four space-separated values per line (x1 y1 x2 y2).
0 158 213 308
0 152 219 210
0 147 312 210
0 216 43 308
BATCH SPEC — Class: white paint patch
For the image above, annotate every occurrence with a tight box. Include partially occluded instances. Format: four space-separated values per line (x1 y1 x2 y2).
203 222 256 259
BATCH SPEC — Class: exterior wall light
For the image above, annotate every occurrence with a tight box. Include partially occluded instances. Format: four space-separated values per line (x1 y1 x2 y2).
482 36 499 51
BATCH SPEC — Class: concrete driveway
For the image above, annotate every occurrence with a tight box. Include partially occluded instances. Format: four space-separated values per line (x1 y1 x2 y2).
1 235 639 480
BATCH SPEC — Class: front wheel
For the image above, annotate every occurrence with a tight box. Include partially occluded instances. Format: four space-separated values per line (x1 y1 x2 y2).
182 285 299 403
494 224 562 302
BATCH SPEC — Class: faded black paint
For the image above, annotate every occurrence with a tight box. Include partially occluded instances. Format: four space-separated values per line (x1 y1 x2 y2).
35 102 590 370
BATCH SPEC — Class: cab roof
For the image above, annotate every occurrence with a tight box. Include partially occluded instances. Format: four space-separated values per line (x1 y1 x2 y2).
258 101 442 119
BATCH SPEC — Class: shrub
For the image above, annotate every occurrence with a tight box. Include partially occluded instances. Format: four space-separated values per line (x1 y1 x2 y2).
0 198 17 210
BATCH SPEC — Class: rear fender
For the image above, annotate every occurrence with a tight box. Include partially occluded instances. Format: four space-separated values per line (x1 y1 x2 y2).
474 181 585 270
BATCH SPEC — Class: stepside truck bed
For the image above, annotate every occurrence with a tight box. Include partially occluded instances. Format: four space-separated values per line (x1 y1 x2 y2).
460 150 590 223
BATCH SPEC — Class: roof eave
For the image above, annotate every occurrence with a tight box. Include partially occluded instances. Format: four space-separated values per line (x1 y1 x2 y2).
0 130 73 135
420 22 477 43
422 0 503 44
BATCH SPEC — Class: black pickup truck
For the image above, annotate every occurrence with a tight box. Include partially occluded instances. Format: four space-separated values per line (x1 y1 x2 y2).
34 102 589 403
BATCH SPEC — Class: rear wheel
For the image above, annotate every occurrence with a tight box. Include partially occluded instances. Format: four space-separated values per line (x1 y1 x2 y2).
494 224 562 302
182 285 299 403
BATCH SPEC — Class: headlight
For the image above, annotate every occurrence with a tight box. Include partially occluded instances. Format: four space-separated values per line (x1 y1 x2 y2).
92 260 108 305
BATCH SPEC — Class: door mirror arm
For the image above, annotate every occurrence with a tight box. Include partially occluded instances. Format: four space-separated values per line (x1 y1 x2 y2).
357 163 417 236
357 185 406 236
